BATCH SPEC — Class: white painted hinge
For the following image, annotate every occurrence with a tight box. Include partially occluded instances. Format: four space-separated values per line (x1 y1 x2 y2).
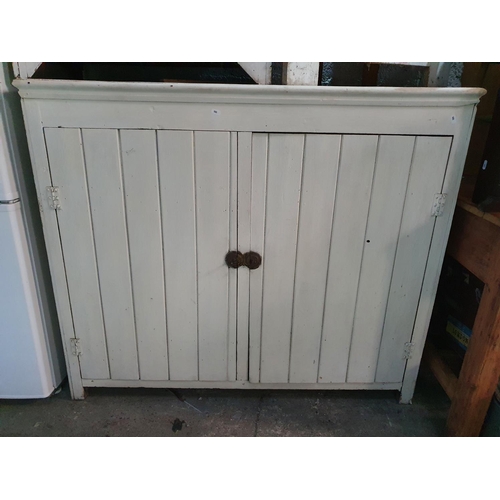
431 193 447 217
70 338 81 357
403 342 415 360
47 186 61 210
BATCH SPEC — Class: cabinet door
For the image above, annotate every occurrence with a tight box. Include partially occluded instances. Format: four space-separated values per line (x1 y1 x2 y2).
247 133 451 385
44 128 237 382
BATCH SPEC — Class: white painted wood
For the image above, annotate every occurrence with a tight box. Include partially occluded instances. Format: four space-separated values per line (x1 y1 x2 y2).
228 132 238 382
12 63 42 79
347 136 415 383
14 81 483 108
81 129 139 380
194 131 234 381
120 130 168 380
400 106 478 403
428 62 453 87
18 100 479 138
20 102 85 400
157 131 198 381
286 63 320 85
376 136 452 383
318 135 378 383
259 134 305 383
44 128 109 381
237 132 251 381
237 63 272 85
248 133 268 383
17 81 484 399
82 379 401 391
289 135 341 383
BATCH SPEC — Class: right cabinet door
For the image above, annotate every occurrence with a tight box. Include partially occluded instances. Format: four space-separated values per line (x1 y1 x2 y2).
246 133 452 385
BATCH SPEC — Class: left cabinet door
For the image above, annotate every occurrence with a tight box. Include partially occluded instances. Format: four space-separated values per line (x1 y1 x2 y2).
44 128 238 382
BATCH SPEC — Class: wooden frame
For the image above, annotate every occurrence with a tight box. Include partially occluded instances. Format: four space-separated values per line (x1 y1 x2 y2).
427 197 500 436
13 80 484 401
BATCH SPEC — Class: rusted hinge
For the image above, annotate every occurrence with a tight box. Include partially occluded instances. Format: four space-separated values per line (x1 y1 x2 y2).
431 193 447 217
70 338 81 357
404 342 415 360
47 186 61 210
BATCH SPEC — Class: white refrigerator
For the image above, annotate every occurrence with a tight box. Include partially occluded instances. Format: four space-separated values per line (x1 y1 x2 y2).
0 62 65 398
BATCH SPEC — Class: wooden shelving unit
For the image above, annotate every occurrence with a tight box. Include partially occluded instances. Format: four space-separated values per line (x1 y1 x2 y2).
425 178 500 436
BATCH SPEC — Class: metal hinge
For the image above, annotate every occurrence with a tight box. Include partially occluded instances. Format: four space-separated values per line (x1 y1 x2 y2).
47 186 61 210
403 342 415 360
70 338 81 357
431 193 447 217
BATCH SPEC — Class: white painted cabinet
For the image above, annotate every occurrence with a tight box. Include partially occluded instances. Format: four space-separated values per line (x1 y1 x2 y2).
14 80 484 401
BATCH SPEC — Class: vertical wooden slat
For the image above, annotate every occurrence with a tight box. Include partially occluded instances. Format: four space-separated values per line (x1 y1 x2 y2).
120 130 168 381
259 134 305 383
346 136 415 383
228 132 238 381
376 136 452 383
82 129 139 380
157 130 198 381
237 132 252 381
195 131 232 381
248 134 268 383
44 128 109 380
318 135 378 383
289 134 341 383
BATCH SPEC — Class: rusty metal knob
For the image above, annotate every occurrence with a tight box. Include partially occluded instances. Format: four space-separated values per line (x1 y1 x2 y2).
244 251 262 270
225 251 244 269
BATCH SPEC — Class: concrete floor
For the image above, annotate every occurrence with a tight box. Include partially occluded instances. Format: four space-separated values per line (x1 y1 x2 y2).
0 367 450 436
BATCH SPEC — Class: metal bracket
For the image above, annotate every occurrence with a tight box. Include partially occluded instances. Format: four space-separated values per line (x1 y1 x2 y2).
431 193 447 217
403 342 415 360
47 186 61 210
70 338 81 357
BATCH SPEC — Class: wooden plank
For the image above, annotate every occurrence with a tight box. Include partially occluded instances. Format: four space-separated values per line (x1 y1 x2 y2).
318 135 378 383
289 134 341 383
82 129 139 380
237 132 252 381
286 63 320 85
44 128 110 381
446 207 500 284
376 136 452 383
248 133 268 383
347 136 415 383
157 131 198 381
82 378 401 390
195 131 232 381
228 132 238 381
120 130 167 380
259 134 305 383
447 278 500 436
422 342 458 400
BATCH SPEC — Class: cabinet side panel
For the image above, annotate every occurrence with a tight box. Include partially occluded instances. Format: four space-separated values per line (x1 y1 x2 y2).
318 135 378 383
120 130 168 380
346 136 415 383
44 128 109 380
259 134 305 383
375 136 452 383
289 134 341 383
82 129 139 380
195 131 232 381
158 131 198 381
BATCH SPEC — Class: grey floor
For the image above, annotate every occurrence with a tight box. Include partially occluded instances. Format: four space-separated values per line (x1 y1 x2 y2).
0 367 450 436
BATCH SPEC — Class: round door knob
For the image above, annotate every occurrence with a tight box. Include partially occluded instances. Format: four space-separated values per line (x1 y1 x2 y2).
244 251 262 270
225 251 244 269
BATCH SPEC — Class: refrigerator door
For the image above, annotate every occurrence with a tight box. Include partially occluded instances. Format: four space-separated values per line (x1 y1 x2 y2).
0 202 57 398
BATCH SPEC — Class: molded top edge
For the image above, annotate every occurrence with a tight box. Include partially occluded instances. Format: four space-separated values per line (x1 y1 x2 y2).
13 79 486 106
